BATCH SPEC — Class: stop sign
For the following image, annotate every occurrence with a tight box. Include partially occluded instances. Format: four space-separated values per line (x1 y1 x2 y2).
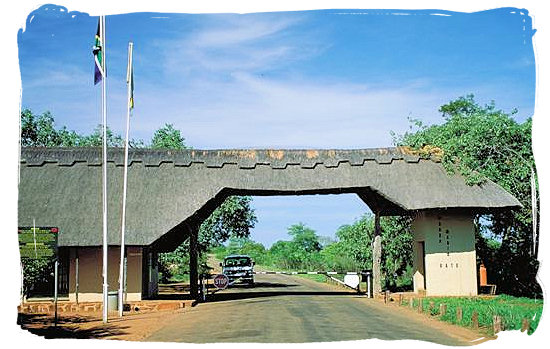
213 274 229 290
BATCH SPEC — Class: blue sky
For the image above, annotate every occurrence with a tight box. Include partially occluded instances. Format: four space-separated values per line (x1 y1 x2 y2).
18 5 536 247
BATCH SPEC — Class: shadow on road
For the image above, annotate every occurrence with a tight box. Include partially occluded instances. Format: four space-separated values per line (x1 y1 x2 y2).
230 281 300 288
157 280 359 304
18 313 128 339
205 289 356 303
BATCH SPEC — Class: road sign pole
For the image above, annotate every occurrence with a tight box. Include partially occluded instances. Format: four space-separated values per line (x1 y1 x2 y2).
54 259 58 327
20 261 24 306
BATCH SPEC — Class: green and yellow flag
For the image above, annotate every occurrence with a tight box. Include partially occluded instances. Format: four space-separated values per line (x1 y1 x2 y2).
127 42 134 110
128 64 134 109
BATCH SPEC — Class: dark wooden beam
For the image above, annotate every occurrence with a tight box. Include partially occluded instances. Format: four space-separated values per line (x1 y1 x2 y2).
189 225 199 299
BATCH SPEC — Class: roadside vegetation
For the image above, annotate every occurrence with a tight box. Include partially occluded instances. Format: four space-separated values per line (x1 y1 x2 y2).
401 295 542 335
212 219 413 290
394 94 539 298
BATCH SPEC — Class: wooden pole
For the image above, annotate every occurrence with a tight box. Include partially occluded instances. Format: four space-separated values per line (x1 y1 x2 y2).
493 315 502 334
456 306 463 323
439 303 447 316
472 311 479 329
75 248 79 305
521 318 530 332
189 226 199 299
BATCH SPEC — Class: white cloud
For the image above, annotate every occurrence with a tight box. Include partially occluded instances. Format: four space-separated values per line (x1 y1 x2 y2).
159 14 323 75
22 63 89 89
131 72 451 149
190 16 300 48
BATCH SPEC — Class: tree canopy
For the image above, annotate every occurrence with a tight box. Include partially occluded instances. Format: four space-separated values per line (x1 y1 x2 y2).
393 94 539 297
21 109 124 147
151 124 187 150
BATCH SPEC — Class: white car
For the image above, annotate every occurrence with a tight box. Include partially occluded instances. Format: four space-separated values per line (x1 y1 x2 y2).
221 255 255 286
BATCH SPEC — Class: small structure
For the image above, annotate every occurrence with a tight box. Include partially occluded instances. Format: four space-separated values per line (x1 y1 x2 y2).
18 147 520 301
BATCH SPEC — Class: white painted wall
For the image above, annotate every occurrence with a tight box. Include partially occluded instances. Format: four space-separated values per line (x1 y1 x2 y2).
412 211 478 296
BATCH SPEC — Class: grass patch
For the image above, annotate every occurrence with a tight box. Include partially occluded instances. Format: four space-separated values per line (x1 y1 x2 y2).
254 265 335 284
400 295 543 335
296 274 328 283
167 274 190 283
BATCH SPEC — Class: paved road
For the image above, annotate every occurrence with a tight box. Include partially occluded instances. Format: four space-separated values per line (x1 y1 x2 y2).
146 274 477 344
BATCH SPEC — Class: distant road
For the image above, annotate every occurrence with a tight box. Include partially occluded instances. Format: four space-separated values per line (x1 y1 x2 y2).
146 273 480 344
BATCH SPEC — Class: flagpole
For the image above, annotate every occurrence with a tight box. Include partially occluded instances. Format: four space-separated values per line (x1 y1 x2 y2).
119 41 133 317
101 14 109 324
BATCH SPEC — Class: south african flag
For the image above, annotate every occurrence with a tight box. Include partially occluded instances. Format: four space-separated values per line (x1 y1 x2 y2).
93 18 105 85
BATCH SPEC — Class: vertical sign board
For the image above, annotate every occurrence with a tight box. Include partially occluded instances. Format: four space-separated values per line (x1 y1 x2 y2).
18 227 59 324
18 227 58 260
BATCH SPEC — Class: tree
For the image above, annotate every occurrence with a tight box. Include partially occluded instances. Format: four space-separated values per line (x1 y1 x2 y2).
151 124 187 149
197 196 257 252
380 216 413 290
322 214 413 290
393 94 540 297
20 108 125 147
21 109 82 147
287 223 322 253
324 215 373 272
21 259 55 297
217 237 271 266
269 223 323 270
78 125 124 147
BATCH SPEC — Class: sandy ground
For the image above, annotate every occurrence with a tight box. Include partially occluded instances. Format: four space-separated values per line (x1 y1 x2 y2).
18 306 188 341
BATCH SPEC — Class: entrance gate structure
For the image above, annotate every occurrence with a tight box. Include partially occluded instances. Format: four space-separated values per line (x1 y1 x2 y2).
18 147 520 301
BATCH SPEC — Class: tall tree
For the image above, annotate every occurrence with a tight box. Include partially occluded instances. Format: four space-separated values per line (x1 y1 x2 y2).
393 94 540 297
269 223 323 270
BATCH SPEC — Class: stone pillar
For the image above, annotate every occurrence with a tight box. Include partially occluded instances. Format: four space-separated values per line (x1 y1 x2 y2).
189 226 199 299
372 212 382 295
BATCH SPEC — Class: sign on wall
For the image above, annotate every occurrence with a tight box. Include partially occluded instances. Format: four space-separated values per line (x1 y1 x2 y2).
18 227 58 260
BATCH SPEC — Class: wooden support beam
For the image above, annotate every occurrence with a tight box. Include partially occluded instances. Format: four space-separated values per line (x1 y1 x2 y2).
189 225 199 299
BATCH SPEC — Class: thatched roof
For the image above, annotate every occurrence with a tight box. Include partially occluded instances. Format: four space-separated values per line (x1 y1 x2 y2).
18 147 521 251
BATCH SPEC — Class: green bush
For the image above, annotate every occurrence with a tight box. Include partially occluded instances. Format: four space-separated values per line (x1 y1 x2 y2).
403 295 543 335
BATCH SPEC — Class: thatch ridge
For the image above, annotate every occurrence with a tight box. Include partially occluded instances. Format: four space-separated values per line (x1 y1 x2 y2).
18 147 520 250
